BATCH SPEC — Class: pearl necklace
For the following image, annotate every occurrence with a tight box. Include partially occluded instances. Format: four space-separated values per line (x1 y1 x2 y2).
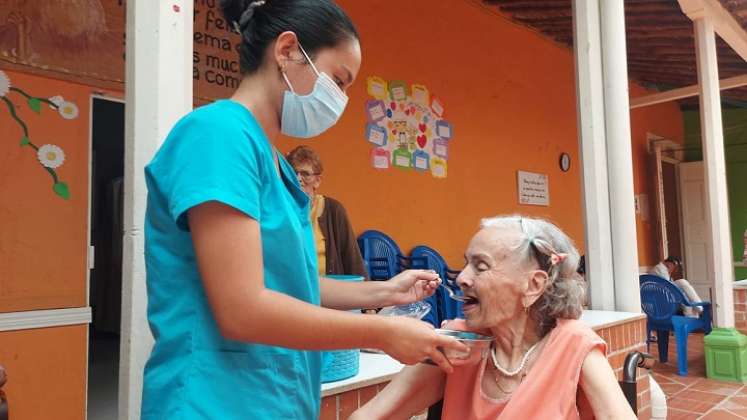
490 340 541 377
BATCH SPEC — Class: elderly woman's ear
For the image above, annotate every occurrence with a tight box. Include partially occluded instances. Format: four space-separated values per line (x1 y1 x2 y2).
523 269 549 308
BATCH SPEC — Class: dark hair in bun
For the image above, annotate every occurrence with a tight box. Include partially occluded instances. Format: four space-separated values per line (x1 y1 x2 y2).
220 0 359 74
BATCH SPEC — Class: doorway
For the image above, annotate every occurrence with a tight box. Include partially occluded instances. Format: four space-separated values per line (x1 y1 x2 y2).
651 137 686 265
661 159 684 262
88 96 125 420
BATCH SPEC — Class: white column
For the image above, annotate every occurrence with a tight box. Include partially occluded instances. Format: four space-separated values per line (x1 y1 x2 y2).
600 0 641 313
694 17 735 327
119 1 193 419
572 0 616 310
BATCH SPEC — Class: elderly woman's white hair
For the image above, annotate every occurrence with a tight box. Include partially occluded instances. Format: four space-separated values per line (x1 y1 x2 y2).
480 215 585 336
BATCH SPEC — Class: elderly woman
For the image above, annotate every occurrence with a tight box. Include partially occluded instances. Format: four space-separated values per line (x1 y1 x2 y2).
352 216 635 419
286 145 368 279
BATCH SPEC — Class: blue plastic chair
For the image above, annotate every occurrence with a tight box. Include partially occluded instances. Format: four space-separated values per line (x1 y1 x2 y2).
410 245 464 325
639 274 712 376
357 231 436 325
357 230 419 280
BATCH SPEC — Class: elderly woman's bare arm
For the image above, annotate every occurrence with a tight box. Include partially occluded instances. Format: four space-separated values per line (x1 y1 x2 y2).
579 348 637 419
349 364 445 420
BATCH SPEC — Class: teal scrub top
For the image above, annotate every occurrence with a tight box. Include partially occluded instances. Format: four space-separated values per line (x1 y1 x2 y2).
141 100 321 419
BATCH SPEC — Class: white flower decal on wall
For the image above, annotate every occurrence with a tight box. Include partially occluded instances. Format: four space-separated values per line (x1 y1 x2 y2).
58 101 79 120
37 144 66 169
0 71 76 199
49 95 64 108
0 71 10 98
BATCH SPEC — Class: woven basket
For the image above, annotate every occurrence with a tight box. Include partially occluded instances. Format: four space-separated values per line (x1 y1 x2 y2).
321 348 360 383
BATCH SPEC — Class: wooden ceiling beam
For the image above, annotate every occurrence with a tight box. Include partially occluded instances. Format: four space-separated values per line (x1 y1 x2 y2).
630 73 747 108
628 62 699 71
481 0 747 90
678 0 747 61
503 10 571 19
627 68 694 76
511 13 573 28
626 31 695 39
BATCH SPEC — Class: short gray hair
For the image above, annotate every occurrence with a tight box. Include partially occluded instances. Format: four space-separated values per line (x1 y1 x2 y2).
480 215 584 336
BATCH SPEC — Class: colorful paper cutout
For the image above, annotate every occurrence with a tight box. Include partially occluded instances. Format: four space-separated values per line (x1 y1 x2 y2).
366 123 388 147
388 81 408 102
372 148 391 169
366 100 386 122
413 150 430 171
431 158 447 179
433 138 449 158
367 76 388 100
431 96 445 118
411 84 430 106
436 120 453 140
393 148 412 169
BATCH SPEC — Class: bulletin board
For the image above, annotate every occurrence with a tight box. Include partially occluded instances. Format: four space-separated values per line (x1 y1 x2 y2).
363 76 453 178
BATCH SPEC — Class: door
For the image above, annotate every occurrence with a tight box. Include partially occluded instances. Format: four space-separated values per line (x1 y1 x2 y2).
662 160 684 260
679 161 712 301
650 137 685 263
0 70 91 419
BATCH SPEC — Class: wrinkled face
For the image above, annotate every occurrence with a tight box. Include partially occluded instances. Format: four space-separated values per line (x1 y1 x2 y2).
456 227 535 330
292 161 321 197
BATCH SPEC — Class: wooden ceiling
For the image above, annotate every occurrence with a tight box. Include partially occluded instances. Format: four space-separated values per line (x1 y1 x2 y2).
483 0 747 106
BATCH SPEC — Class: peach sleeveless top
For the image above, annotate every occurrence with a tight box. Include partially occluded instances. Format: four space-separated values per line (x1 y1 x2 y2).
441 318 606 420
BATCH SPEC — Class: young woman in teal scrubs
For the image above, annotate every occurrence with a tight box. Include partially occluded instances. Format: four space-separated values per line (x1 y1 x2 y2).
140 0 466 418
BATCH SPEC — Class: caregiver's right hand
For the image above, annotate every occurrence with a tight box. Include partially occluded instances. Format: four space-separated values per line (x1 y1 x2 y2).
377 316 468 374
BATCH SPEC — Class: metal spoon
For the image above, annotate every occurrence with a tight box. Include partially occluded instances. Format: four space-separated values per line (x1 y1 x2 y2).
440 281 468 302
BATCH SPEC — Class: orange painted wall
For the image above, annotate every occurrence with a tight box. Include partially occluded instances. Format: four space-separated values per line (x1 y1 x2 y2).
0 325 88 420
630 85 685 266
0 70 91 311
276 0 684 268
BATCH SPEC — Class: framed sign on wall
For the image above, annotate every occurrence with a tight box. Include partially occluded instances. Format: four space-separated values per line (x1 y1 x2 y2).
517 170 549 206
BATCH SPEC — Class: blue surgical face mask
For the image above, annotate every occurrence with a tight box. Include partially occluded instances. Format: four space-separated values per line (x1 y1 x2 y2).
280 44 349 139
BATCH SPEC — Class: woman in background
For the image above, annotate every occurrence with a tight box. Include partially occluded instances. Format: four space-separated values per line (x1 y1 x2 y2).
287 145 368 279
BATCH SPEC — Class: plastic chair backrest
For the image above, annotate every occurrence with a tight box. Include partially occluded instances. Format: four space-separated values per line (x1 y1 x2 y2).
411 245 463 321
410 245 447 278
358 230 404 280
639 274 687 322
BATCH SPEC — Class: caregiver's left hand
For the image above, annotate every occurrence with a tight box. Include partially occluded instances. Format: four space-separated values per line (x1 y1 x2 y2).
387 270 440 305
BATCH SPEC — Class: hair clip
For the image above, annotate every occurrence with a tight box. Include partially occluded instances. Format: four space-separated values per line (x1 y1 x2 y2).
550 253 568 266
235 0 267 33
